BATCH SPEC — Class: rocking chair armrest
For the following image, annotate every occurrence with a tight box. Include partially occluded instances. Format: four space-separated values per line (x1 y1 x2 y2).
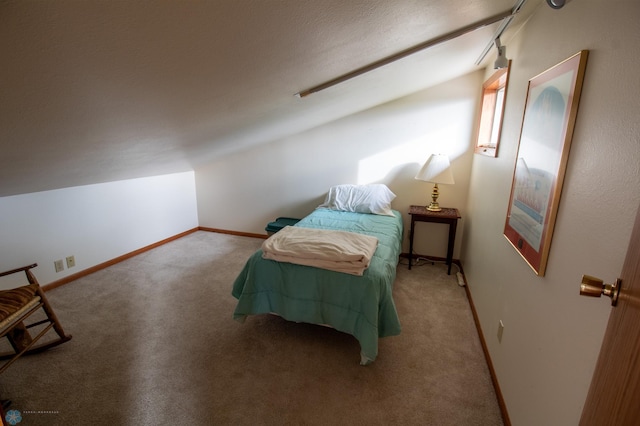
0 264 38 278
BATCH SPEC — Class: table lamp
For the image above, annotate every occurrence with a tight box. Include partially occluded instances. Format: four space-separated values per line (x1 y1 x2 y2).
415 154 454 212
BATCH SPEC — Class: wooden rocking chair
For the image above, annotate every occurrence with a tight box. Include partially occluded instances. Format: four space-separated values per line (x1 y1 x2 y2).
0 263 72 376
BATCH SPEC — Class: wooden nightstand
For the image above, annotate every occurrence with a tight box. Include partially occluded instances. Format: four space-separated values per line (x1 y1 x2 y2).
408 205 461 274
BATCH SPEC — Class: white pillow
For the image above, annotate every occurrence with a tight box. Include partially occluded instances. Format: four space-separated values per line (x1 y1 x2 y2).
318 184 396 216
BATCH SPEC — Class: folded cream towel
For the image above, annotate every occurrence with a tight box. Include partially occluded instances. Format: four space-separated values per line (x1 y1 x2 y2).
261 226 378 276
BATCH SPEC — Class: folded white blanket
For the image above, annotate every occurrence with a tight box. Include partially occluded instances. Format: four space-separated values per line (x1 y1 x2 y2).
261 226 379 276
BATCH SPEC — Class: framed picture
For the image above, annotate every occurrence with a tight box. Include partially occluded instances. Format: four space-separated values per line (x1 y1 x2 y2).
475 61 511 157
504 50 588 276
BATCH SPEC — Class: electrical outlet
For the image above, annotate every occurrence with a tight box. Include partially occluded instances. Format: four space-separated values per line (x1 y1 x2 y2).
54 259 64 273
66 255 75 268
497 320 504 343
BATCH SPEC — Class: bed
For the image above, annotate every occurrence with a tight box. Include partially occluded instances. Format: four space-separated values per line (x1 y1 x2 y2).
231 184 403 365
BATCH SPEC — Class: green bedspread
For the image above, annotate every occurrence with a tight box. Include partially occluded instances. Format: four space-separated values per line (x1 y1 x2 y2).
231 208 403 364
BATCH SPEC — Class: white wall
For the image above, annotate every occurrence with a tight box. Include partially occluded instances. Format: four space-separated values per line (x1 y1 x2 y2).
461 1 640 425
0 172 198 287
196 71 483 258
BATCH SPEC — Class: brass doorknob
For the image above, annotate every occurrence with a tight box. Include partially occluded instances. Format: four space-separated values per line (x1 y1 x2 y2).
580 275 622 306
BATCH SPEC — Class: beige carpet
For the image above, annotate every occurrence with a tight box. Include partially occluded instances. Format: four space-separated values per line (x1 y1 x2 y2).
0 231 502 425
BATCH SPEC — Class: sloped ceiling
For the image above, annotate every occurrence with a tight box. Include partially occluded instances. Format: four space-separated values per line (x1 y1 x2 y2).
0 0 540 197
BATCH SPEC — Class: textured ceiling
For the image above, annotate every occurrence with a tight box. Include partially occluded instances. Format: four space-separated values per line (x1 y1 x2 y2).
0 0 540 196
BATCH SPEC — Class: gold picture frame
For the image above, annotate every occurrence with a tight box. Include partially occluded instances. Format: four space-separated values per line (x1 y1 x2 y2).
504 50 589 276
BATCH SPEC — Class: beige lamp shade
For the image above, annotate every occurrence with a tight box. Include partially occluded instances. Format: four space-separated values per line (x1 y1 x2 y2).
415 154 455 184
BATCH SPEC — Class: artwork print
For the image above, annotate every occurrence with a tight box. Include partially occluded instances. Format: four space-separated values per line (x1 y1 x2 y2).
504 51 588 276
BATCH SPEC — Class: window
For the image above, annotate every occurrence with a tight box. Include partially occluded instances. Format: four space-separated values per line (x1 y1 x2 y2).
475 63 510 157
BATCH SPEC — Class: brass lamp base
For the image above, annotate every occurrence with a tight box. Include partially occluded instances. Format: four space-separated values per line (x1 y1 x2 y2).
426 183 442 211
427 202 442 212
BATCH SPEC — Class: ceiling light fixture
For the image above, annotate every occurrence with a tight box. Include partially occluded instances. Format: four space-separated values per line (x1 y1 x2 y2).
494 38 509 69
546 0 571 9
475 0 528 66
295 8 521 98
